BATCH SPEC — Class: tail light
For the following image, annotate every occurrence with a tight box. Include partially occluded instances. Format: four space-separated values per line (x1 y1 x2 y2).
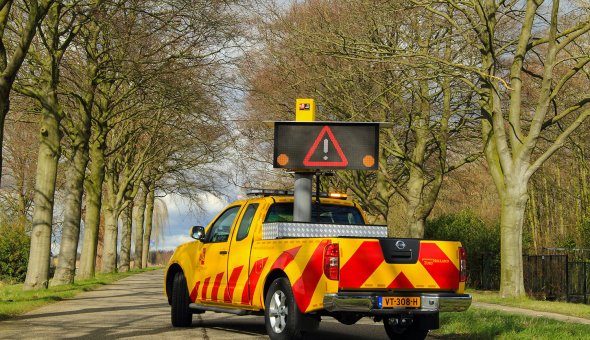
459 247 467 282
324 243 339 280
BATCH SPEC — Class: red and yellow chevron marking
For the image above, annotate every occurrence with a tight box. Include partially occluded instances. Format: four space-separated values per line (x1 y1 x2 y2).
210 272 224 302
340 241 383 288
418 243 460 289
388 272 414 289
201 277 210 300
339 240 460 291
242 257 268 305
291 240 329 311
224 265 243 303
270 246 301 271
190 281 200 301
245 239 338 313
184 238 463 313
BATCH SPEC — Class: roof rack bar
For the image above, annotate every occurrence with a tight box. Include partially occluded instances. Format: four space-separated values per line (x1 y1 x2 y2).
245 188 347 199
245 189 294 196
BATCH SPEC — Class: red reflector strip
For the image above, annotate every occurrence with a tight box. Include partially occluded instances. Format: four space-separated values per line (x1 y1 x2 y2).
339 241 384 288
418 243 460 289
190 280 200 302
201 277 210 300
270 246 301 271
292 240 329 312
242 257 268 305
224 265 244 303
210 272 224 301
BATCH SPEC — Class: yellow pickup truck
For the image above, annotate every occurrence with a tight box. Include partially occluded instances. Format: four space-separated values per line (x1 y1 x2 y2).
164 190 471 340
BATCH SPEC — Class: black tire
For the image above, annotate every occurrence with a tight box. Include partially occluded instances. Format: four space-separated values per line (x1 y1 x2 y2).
264 277 318 340
383 317 429 340
171 271 192 327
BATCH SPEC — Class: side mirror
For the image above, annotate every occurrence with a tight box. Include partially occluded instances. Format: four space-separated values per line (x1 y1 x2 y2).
190 226 206 242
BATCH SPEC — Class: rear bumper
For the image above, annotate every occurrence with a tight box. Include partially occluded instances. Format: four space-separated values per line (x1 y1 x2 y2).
323 292 471 313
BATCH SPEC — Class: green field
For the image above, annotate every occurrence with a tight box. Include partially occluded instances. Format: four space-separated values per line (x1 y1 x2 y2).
0 268 159 321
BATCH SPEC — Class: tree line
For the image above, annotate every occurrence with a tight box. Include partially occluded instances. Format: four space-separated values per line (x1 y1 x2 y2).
0 0 244 289
2 0 589 300
241 0 590 298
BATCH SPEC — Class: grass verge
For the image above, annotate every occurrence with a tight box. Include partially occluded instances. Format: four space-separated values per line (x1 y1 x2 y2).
0 267 160 321
430 308 590 339
469 290 590 319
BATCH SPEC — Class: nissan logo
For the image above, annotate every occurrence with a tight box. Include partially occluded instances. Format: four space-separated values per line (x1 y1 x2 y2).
395 240 406 250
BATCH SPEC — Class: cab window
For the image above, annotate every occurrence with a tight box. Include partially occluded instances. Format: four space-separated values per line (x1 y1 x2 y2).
236 203 259 241
207 206 241 243
264 203 364 225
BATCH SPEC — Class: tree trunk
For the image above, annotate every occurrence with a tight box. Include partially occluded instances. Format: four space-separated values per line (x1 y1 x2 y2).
0 87 7 187
499 181 528 298
527 185 539 252
405 166 428 238
542 176 551 244
16 163 28 225
408 214 426 239
77 140 105 279
133 187 147 269
52 142 89 285
581 150 589 219
24 109 61 290
142 188 155 268
404 78 430 239
119 204 133 272
101 200 119 273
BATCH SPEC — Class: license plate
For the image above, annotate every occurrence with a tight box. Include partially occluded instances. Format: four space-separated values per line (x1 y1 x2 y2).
380 296 420 308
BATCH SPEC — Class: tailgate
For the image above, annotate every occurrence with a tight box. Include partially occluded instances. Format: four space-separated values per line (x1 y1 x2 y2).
338 238 462 291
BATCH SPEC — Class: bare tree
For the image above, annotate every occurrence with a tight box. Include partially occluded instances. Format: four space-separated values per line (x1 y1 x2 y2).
20 2 86 290
132 181 147 269
51 1 104 286
399 0 590 296
101 110 161 273
141 179 155 268
0 0 53 186
0 96 39 224
249 0 590 297
243 1 479 236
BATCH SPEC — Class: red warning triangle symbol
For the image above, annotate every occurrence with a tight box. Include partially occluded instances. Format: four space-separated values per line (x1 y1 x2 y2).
303 126 348 167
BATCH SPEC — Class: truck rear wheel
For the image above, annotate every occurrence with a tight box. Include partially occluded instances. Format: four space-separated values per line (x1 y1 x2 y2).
265 277 318 340
383 317 429 340
171 271 192 327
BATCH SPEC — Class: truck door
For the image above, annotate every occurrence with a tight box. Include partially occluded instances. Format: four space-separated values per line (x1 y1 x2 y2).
225 202 260 306
197 204 242 303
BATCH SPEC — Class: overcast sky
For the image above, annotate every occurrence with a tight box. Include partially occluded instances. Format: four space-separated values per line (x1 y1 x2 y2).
157 192 231 250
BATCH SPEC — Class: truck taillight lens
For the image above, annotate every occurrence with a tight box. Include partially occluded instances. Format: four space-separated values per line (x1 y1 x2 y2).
459 247 467 282
324 243 339 280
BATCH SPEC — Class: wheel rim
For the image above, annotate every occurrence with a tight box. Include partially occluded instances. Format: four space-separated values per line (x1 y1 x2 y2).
268 290 288 333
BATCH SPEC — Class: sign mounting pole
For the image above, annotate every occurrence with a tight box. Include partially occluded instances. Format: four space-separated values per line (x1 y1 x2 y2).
294 99 315 223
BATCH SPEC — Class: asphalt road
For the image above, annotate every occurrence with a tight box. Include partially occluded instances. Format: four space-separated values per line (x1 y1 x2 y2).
0 269 395 339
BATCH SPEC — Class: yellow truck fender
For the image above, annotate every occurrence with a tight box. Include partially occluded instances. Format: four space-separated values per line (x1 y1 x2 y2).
164 241 201 304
